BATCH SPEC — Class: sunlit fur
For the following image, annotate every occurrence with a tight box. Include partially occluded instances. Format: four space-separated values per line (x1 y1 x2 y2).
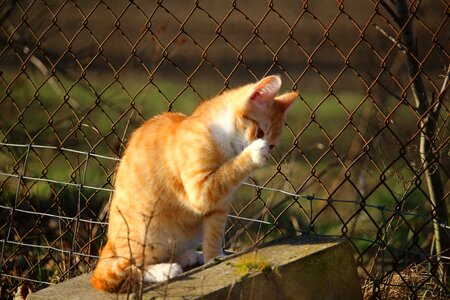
90 75 298 292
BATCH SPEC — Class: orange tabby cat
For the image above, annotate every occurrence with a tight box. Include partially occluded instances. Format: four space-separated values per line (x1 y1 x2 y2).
90 75 297 292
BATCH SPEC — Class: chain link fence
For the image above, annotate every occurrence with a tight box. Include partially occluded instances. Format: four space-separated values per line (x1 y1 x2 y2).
1 0 449 298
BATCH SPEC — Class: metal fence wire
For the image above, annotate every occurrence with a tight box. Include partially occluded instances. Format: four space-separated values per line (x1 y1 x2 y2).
0 0 449 298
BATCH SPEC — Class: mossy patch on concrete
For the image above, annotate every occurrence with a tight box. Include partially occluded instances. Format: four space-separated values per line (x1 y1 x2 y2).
227 252 273 280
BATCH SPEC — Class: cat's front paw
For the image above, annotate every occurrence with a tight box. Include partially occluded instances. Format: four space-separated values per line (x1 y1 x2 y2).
247 139 270 166
206 251 227 265
178 249 204 268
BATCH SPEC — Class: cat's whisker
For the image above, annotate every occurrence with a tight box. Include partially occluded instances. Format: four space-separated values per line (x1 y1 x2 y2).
227 214 272 225
242 181 300 198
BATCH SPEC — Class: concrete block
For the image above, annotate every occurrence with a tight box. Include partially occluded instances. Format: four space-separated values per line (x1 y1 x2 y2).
29 235 362 300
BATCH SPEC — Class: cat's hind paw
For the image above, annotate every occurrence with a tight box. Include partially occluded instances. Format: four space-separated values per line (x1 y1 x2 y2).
144 263 183 282
177 249 204 269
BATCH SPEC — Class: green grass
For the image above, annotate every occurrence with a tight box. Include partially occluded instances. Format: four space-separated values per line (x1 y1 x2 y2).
1 74 436 235
1 73 370 199
0 73 438 209
1 73 448 294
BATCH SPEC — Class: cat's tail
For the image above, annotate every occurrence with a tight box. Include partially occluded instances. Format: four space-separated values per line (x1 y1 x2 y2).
90 241 183 292
90 241 130 292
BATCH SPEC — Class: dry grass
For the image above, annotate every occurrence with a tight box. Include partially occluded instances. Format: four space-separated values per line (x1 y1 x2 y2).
363 259 449 300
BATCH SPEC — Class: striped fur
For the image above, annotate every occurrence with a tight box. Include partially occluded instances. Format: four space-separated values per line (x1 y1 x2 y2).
90 76 297 292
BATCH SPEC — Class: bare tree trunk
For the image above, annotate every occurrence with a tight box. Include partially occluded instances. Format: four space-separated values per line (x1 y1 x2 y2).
393 0 449 281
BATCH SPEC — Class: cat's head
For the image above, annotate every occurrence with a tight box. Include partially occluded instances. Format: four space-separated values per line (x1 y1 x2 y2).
231 75 298 153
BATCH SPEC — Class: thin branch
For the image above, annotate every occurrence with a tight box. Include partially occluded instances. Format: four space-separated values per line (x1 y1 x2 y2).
4 20 80 109
373 24 408 53
432 64 450 119
368 71 402 102
394 0 428 114
0 0 15 25
378 0 401 24
377 0 449 283
437 65 450 100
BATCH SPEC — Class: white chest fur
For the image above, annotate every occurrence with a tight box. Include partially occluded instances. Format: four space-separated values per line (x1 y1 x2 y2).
210 107 239 159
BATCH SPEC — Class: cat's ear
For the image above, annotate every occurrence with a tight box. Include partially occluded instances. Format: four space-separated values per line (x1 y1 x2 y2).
275 92 298 113
248 75 282 108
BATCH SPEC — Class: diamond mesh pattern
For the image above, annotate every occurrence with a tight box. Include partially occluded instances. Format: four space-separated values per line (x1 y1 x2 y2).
0 0 449 298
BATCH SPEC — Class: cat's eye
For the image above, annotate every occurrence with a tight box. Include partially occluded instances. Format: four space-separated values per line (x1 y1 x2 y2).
256 127 264 139
269 145 275 151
